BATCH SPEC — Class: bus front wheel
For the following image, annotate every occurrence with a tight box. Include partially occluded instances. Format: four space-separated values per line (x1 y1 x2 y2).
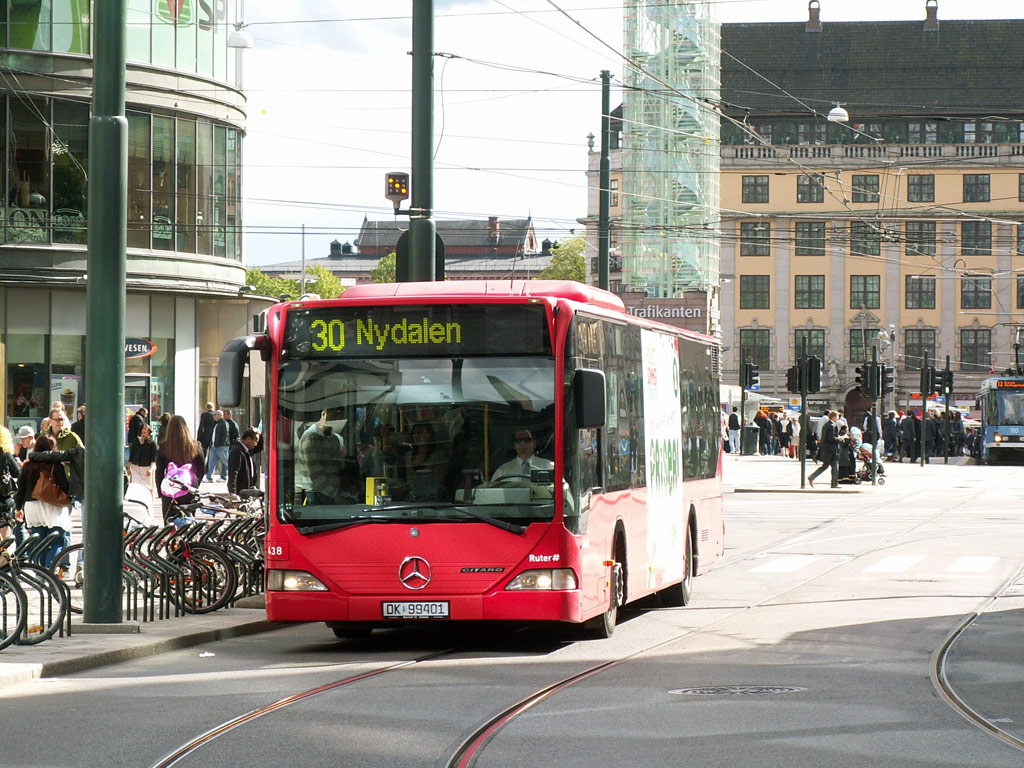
582 560 623 639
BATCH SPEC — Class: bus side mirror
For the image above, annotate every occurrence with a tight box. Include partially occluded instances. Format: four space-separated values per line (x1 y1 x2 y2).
218 335 270 408
573 369 606 429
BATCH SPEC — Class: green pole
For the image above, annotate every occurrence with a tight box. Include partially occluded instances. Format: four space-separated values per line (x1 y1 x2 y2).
870 346 878 485
799 338 807 488
84 0 127 623
944 354 951 464
598 70 611 291
920 350 929 468
408 0 435 281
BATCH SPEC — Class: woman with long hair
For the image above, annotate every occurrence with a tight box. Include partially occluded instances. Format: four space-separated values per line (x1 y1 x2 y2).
128 422 158 494
16 433 70 567
154 414 205 523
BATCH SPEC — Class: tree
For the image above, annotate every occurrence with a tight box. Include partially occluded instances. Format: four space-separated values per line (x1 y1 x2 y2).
370 251 397 283
245 267 298 300
537 235 585 282
303 263 345 299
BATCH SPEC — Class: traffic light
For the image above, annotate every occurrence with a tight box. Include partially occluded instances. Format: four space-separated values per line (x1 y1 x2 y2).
920 365 936 395
855 363 869 397
747 362 760 389
806 356 822 394
786 365 801 393
881 365 894 396
939 369 954 395
385 172 409 209
868 362 882 399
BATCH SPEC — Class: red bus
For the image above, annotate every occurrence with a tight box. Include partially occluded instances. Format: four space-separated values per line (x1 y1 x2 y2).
219 280 724 638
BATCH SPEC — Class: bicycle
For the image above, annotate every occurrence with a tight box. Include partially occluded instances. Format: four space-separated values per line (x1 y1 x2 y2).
1 532 69 644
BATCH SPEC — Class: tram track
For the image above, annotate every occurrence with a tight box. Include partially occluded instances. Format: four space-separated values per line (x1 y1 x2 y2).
152 483 1024 767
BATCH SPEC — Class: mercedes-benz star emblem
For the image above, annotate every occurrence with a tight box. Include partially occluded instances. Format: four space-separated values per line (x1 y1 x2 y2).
399 556 431 590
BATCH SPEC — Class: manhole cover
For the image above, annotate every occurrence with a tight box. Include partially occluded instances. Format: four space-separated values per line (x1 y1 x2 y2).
668 685 807 696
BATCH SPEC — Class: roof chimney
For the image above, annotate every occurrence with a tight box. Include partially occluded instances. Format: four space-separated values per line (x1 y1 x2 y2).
806 1 822 33
341 241 353 255
924 0 938 31
329 239 342 258
487 216 500 244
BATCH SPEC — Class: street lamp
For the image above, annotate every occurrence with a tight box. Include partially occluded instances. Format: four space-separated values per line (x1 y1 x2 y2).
827 104 849 123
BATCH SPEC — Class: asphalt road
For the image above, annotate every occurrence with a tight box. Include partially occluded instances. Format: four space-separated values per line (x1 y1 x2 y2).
2 455 1023 768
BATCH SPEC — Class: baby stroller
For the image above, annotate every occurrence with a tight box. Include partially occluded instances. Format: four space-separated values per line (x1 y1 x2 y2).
836 439 860 484
855 442 886 485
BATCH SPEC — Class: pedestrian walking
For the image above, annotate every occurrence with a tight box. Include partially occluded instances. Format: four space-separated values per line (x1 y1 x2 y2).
808 411 842 488
16 433 71 568
227 427 264 496
70 404 86 442
128 422 158 494
901 411 918 462
206 410 230 482
882 411 900 461
126 406 148 445
0 425 22 547
196 402 215 463
727 407 741 454
155 415 206 523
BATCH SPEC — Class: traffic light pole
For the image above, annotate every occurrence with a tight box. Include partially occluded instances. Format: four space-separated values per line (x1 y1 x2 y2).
799 338 807 489
739 360 747 451
871 347 878 486
943 354 951 464
597 70 611 291
409 0 436 281
920 350 929 468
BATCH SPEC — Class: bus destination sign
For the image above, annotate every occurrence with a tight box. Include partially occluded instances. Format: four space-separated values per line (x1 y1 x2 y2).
283 304 551 359
996 380 1024 389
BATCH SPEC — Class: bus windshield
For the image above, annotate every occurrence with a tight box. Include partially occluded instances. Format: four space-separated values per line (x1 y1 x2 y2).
275 356 557 528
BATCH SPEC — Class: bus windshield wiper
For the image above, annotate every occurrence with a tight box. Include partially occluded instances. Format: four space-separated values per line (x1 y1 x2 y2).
371 502 527 535
297 515 412 535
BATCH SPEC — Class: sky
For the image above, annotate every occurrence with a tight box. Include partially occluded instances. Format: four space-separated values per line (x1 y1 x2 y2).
240 0 1024 268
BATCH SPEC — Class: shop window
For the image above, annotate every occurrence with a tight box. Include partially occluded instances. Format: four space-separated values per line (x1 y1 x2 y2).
7 334 47 421
152 116 174 251
8 99 51 244
197 122 214 255
150 337 175 421
176 119 197 252
52 100 89 245
127 112 152 248
10 0 50 51
50 334 84 412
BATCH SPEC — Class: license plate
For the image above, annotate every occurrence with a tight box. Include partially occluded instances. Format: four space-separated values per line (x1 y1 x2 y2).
382 601 450 619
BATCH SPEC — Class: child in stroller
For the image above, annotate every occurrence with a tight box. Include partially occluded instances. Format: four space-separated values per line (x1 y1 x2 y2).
838 426 887 485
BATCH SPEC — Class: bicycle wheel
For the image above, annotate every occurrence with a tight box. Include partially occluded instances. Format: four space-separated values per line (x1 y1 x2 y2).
172 545 236 614
10 563 68 644
50 543 84 615
0 569 27 651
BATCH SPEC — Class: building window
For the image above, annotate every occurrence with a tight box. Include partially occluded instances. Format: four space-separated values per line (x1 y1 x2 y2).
743 122 772 145
905 329 937 370
907 174 935 203
794 221 826 256
797 122 826 145
610 178 619 207
963 174 990 202
1020 174 1024 202
961 328 992 372
961 277 992 310
978 122 994 144
1017 277 1024 309
851 123 882 142
739 275 771 309
739 328 771 370
1019 224 1024 256
850 275 881 309
963 122 976 143
794 329 825 360
742 175 769 204
852 175 880 203
905 221 936 258
961 221 991 256
794 275 825 309
740 222 771 257
796 174 824 203
908 121 937 144
850 222 881 256
906 275 936 309
849 329 880 363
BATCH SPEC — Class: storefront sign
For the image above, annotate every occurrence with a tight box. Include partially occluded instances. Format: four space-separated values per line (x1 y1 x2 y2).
125 338 157 359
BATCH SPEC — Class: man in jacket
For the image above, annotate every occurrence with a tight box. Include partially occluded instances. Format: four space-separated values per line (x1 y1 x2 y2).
807 411 841 488
227 428 264 495
727 407 741 454
207 410 230 482
71 405 86 443
196 402 216 463
901 411 918 462
126 407 147 445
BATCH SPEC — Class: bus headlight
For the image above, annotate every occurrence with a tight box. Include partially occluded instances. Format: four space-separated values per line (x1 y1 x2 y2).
506 569 577 591
994 434 1003 443
267 570 329 592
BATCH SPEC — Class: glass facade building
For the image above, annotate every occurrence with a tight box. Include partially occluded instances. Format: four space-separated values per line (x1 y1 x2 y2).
0 0 264 438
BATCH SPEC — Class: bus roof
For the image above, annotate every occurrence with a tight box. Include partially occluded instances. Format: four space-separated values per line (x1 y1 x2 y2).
336 280 626 313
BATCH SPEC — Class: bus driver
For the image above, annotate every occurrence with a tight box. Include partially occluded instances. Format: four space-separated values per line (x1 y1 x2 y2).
491 429 553 482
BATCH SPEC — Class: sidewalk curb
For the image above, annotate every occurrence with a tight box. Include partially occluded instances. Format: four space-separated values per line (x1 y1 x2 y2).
0 618 286 688
732 487 860 493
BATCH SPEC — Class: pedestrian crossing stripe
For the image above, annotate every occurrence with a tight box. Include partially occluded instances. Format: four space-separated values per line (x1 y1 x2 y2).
864 555 924 573
751 555 821 573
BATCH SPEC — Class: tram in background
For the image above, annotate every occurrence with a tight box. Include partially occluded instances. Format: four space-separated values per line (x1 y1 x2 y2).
975 377 1024 463
219 280 724 639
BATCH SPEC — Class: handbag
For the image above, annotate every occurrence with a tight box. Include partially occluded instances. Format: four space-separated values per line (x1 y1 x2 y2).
33 465 71 507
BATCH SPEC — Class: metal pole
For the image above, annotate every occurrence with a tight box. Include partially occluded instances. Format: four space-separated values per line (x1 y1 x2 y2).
740 361 747 455
870 346 878 485
799 338 807 488
598 70 611 291
944 354 951 464
84 0 127 623
408 0 436 281
300 223 306 295
920 350 929 468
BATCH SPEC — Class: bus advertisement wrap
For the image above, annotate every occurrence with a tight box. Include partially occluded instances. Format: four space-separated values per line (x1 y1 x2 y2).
642 329 685 589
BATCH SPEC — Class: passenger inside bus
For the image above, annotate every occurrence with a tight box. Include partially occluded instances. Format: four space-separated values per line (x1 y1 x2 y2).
295 409 347 505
